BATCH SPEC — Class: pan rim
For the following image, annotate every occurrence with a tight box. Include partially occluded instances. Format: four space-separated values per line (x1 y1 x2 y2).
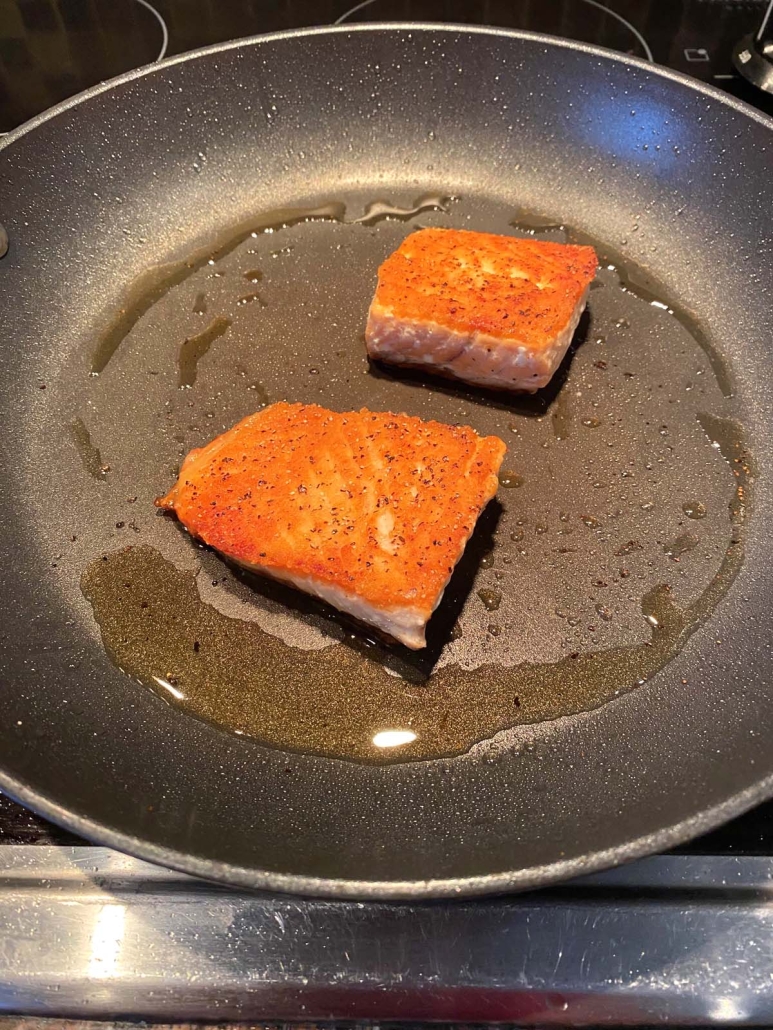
2 767 773 897
0 20 771 155
1 22 772 898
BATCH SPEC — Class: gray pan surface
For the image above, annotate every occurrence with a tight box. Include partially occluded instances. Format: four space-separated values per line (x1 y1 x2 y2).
0 24 771 898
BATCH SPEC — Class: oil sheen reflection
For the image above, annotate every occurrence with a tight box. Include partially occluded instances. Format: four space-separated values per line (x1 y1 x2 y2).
372 729 417 749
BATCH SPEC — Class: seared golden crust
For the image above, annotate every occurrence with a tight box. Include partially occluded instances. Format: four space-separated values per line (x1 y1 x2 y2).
370 227 597 352
157 402 506 617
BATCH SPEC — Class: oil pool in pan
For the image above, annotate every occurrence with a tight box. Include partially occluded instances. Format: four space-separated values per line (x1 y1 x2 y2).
78 193 752 763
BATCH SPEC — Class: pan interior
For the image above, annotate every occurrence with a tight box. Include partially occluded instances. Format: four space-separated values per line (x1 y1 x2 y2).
55 186 750 764
2 25 772 895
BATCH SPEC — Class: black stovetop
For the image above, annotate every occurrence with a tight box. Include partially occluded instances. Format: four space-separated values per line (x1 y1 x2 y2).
1 0 771 855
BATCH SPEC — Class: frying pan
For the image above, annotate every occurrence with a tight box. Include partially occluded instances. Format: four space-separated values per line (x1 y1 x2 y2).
0 24 772 899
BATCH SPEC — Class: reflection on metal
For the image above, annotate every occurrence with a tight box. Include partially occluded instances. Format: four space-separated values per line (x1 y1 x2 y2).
132 0 169 62
88 904 126 979
1 847 773 1021
710 997 748 1022
756 0 773 44
732 31 773 94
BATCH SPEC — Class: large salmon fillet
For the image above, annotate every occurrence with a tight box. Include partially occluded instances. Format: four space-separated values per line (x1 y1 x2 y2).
157 402 506 649
365 228 598 392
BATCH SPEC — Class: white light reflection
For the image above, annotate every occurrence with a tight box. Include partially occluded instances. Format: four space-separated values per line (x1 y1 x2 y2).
709 997 747 1022
88 904 126 980
153 675 185 700
372 729 417 748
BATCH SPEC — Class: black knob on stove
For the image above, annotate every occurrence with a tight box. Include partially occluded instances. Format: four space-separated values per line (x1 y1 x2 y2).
733 0 773 93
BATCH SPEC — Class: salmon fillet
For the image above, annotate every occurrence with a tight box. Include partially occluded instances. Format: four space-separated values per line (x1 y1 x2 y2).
366 228 598 392
157 402 506 649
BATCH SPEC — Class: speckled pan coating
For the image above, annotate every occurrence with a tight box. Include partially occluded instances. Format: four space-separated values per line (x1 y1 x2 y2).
0 25 771 898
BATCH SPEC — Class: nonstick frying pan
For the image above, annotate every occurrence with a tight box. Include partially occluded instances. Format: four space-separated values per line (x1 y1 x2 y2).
0 24 772 898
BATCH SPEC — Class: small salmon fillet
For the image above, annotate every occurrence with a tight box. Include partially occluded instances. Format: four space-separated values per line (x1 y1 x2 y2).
157 402 506 649
366 228 598 392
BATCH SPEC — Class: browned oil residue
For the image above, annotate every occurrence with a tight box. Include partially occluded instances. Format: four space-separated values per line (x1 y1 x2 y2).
192 292 208 315
69 418 109 479
498 470 524 489
243 269 263 283
178 317 232 388
80 409 752 764
664 532 700 559
682 501 707 520
509 213 734 399
78 198 753 765
353 193 450 226
247 382 270 406
91 203 346 374
236 293 267 308
477 588 502 611
697 411 754 526
91 195 449 377
80 510 740 766
551 389 572 440
611 262 733 398
508 209 566 236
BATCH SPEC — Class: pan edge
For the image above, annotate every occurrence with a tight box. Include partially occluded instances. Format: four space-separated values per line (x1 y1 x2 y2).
0 22 771 156
2 22 772 899
2 767 773 899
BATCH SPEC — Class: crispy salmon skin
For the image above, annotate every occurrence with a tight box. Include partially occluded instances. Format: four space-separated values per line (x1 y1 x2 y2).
157 402 506 649
366 227 598 392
